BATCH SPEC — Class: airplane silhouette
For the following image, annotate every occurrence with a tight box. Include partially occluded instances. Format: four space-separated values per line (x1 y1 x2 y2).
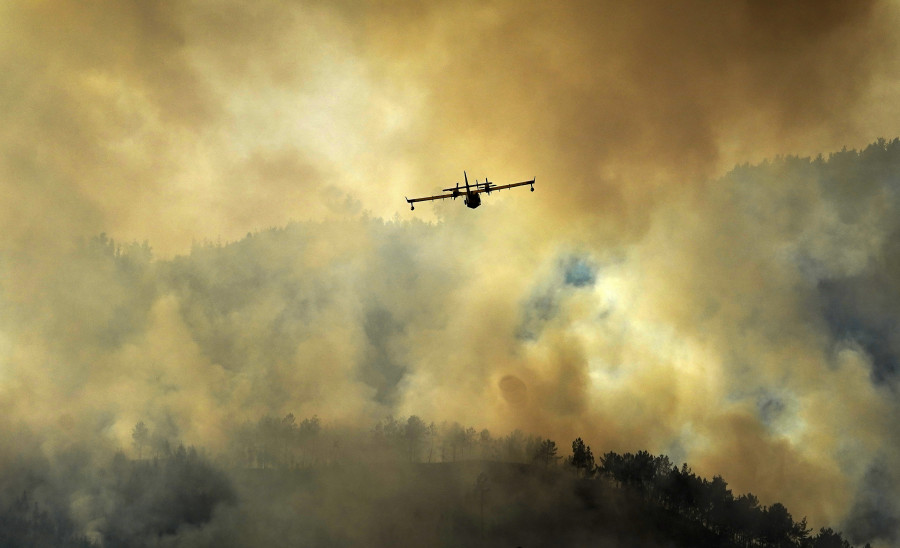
405 171 535 210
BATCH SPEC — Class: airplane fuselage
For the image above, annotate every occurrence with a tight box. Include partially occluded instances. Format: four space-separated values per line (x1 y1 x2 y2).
464 191 481 209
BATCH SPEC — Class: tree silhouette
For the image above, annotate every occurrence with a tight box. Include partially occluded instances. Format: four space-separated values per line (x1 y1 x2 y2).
758 502 809 547
502 429 526 462
478 428 493 460
299 415 320 439
114 411 878 547
465 427 477 459
812 527 853 548
427 422 437 462
533 439 559 467
404 415 427 462
151 433 171 459
103 444 235 545
0 490 93 547
131 421 149 460
732 492 761 546
569 438 595 477
446 422 465 461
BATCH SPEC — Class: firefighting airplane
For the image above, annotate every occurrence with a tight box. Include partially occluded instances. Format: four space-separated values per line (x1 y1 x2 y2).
405 171 535 210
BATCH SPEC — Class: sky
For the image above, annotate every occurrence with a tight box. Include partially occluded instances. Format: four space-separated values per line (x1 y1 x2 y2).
4 0 900 544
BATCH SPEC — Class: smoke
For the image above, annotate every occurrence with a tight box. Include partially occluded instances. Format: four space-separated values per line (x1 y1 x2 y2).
4 1 900 545
4 1 896 255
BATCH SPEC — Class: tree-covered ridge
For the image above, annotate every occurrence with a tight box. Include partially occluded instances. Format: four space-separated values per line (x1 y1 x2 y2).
596 450 862 548
0 491 94 548
0 418 868 547
0 414 851 548
190 412 865 548
10 138 900 546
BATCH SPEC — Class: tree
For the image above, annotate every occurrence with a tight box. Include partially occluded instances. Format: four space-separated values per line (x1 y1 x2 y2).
256 415 282 468
373 415 404 460
624 450 655 492
732 492 761 546
479 428 493 460
132 421 149 460
294 415 320 464
150 433 171 459
702 475 732 531
464 426 477 459
427 422 437 462
533 439 559 467
280 413 297 465
404 415 427 462
299 415 320 439
502 429 526 462
570 438 595 477
760 502 808 547
599 451 624 486
811 527 852 548
446 422 466 461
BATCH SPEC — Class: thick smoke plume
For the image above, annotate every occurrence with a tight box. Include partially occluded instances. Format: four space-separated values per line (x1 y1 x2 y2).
3 1 900 545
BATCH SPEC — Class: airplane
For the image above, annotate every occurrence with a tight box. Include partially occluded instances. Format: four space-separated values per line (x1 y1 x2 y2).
405 171 535 210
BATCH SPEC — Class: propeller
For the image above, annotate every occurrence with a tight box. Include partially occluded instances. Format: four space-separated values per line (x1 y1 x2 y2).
442 181 462 198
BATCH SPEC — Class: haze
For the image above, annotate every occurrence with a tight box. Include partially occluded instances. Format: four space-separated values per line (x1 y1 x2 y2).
3 1 900 546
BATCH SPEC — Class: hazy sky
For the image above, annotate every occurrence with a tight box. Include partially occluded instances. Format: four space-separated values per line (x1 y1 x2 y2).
4 0 900 542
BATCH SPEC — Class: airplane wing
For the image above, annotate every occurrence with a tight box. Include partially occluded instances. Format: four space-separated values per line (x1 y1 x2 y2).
405 191 462 209
470 178 535 195
405 192 458 204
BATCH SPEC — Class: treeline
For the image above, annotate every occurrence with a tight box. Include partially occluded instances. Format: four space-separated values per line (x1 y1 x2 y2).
183 414 865 548
228 413 324 469
595 450 863 548
4 412 865 547
0 491 93 548
368 415 555 465
102 448 235 547
216 413 561 468
0 444 234 548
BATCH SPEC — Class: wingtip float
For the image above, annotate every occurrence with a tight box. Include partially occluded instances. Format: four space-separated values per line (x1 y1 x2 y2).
405 171 535 210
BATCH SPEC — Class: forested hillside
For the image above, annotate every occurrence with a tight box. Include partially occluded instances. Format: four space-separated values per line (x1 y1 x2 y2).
5 140 900 546
0 411 866 547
